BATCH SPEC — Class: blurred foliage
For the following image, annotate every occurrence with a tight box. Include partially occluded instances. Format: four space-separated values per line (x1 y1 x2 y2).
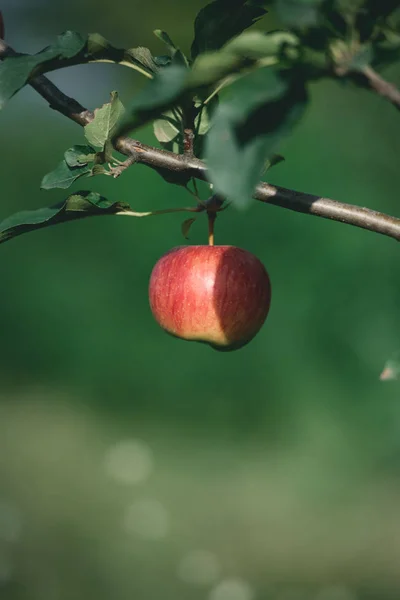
0 1 400 599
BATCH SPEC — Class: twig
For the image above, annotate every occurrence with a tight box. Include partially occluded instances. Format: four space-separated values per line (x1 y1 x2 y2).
361 65 400 111
1 38 400 241
108 155 138 178
183 128 195 157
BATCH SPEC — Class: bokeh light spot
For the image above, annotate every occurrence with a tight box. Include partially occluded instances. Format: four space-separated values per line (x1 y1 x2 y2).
104 439 154 485
209 578 255 600
177 550 220 586
123 498 170 540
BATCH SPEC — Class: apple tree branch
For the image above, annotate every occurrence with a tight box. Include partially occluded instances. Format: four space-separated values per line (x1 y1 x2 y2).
1 38 400 242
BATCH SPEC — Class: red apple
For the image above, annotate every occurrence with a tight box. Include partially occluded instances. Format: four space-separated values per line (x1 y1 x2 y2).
148 245 271 351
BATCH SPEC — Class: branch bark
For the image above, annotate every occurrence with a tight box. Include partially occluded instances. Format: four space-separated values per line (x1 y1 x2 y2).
1 38 400 241
361 65 400 110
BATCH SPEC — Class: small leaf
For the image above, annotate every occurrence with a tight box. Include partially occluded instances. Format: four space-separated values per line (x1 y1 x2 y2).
153 55 172 68
91 164 108 176
153 31 190 68
124 46 159 76
205 67 307 208
41 160 91 190
171 49 190 68
153 113 180 143
193 96 220 157
191 0 267 59
181 217 197 239
0 191 131 245
263 153 285 172
84 91 125 149
87 34 157 77
64 145 96 167
154 30 177 53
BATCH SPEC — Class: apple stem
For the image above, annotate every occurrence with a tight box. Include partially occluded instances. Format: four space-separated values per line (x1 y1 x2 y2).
208 211 216 246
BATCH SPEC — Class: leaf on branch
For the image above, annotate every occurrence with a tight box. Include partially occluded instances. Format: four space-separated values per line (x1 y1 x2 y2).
91 164 108 176
153 30 178 53
0 32 158 110
153 30 189 67
85 33 158 76
41 160 92 190
205 66 307 208
153 55 172 68
84 91 125 149
189 30 299 90
222 30 299 61
0 30 86 109
263 153 285 172
64 144 97 167
189 51 243 87
191 0 267 59
0 191 131 245
181 217 197 239
153 112 181 143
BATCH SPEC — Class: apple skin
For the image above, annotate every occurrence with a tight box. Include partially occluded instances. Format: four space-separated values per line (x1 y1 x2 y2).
148 245 271 351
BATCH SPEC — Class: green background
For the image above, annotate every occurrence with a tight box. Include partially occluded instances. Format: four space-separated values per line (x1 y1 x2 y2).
0 1 400 599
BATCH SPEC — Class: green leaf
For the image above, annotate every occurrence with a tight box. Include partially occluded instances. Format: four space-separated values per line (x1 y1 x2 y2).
193 96 220 157
84 91 125 149
189 51 242 87
153 112 180 143
0 32 157 111
0 191 131 245
191 0 267 59
64 145 96 167
114 65 188 138
205 67 307 208
123 46 159 76
222 30 299 60
171 49 190 68
153 31 190 68
264 153 285 172
153 30 178 53
181 217 197 239
41 160 91 190
0 31 86 109
91 164 108 176
86 34 157 77
153 55 172 68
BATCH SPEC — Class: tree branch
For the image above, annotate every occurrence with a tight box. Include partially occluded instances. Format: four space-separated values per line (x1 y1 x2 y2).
1 38 400 242
361 65 400 110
